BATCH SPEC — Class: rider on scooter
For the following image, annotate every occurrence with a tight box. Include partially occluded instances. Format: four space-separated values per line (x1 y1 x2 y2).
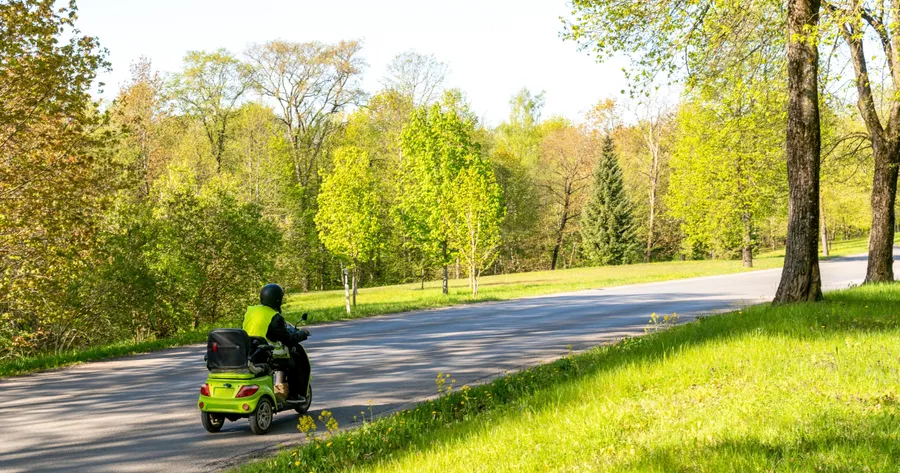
242 284 310 400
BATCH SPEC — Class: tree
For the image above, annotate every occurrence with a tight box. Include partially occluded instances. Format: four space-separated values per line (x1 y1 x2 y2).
538 123 596 269
565 0 824 302
668 32 787 267
398 99 480 294
448 160 505 297
341 91 415 284
580 135 637 265
775 0 824 303
0 0 110 357
170 49 248 172
821 1 900 282
633 100 675 262
668 97 786 267
110 58 173 197
492 88 545 272
245 39 366 290
315 146 382 305
246 39 366 185
382 50 449 106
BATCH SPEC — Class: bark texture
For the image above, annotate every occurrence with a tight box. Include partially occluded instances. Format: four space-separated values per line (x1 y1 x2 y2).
825 1 900 281
866 144 898 282
774 0 823 303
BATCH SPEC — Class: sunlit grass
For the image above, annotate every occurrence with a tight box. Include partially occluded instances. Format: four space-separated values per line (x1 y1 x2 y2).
239 283 900 473
283 236 873 323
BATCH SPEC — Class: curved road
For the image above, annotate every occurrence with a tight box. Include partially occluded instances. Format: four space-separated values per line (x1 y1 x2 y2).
0 254 881 472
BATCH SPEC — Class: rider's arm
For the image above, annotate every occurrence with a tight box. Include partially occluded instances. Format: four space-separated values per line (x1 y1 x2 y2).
266 313 308 346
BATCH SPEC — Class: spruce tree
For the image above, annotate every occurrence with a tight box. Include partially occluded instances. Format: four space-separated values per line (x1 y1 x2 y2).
580 135 636 265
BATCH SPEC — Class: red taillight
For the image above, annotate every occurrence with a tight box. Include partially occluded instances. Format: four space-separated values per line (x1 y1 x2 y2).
211 342 218 353
200 384 211 397
235 385 259 398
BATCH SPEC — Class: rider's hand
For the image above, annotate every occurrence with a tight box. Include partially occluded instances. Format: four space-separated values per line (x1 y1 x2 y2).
300 329 311 339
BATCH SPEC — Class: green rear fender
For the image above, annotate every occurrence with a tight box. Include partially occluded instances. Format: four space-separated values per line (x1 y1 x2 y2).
198 374 275 415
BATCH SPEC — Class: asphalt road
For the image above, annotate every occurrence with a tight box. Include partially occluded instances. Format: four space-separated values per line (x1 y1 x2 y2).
0 254 881 473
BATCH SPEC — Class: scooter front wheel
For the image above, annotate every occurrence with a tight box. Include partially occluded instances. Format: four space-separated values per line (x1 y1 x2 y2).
201 412 225 433
249 397 274 435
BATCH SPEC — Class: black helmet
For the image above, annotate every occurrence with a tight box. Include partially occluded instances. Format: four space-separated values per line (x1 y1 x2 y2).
259 284 284 312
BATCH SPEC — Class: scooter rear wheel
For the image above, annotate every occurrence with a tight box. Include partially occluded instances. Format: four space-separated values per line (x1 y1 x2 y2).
249 397 274 435
201 412 225 433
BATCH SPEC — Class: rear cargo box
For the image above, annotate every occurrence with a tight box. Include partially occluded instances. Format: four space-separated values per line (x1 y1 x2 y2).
206 329 250 372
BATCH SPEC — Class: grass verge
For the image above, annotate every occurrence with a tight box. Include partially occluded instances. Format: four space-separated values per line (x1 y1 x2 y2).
0 236 873 378
237 282 900 473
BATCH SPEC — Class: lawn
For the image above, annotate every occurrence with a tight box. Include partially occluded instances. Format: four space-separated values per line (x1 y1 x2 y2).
238 282 900 473
282 236 871 322
0 236 872 378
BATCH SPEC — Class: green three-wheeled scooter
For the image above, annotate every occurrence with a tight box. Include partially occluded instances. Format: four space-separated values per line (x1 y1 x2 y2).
197 314 312 434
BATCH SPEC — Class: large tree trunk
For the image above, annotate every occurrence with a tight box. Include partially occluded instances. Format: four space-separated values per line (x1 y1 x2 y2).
866 143 899 282
774 0 823 304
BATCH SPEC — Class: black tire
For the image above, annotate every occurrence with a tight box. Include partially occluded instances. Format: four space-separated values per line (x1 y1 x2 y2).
201 412 225 433
249 397 274 435
295 384 312 414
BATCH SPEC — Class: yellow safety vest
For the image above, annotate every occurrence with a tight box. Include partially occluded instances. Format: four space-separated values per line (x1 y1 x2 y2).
242 305 278 343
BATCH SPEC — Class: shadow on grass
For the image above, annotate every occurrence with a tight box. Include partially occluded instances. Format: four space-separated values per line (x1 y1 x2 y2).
631 410 900 472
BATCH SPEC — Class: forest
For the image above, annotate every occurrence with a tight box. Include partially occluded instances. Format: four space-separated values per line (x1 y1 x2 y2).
0 0 880 360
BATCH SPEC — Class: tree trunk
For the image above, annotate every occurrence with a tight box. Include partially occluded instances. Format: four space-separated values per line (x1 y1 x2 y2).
866 144 898 282
774 0 823 304
820 193 829 257
550 199 570 270
646 189 655 263
351 265 358 307
441 241 449 295
472 265 479 297
741 212 753 268
342 266 351 314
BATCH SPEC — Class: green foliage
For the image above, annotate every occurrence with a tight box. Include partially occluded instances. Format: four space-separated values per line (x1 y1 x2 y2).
447 159 505 296
97 172 280 339
315 146 383 267
564 0 785 94
169 49 248 169
0 0 110 358
492 89 545 272
398 99 481 270
667 53 787 261
580 136 638 265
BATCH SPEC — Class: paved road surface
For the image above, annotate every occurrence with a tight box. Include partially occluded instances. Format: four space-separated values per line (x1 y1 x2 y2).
0 254 883 472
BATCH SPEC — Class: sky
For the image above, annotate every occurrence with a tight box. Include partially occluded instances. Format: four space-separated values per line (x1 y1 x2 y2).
76 0 629 126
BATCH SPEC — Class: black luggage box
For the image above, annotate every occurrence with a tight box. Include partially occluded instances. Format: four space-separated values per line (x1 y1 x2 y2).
206 329 251 372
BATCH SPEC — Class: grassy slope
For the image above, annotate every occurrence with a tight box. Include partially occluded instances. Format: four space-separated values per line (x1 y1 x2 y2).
239 283 900 473
0 237 870 378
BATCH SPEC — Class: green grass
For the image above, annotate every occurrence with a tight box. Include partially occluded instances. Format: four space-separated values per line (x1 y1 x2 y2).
0 329 210 378
0 236 872 378
238 283 900 473
281 236 871 322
